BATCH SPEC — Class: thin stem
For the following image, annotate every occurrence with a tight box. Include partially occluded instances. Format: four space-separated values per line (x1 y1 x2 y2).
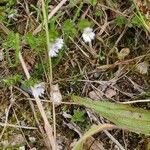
41 1 57 149
41 0 53 85
132 0 150 32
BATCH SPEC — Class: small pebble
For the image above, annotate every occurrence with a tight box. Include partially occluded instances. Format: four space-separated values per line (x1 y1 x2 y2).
93 72 101 79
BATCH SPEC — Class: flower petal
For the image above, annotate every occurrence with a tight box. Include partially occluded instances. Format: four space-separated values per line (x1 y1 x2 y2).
82 27 95 43
32 83 45 97
48 38 64 57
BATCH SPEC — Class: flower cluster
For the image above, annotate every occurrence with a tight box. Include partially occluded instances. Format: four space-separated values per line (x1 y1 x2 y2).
29 28 96 98
49 38 64 57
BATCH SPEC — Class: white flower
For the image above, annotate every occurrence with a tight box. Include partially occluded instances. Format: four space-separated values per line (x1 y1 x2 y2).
49 38 64 57
55 38 64 49
82 27 95 43
136 62 149 74
32 83 45 97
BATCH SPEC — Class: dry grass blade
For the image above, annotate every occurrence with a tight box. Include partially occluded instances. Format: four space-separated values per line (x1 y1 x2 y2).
0 22 10 34
0 86 14 140
19 52 56 150
118 99 150 104
0 122 37 129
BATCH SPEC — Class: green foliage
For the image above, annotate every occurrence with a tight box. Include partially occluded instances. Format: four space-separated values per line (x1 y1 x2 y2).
0 15 5 22
3 32 20 67
49 16 67 65
72 95 150 135
0 0 16 9
0 0 17 22
115 16 128 27
69 0 81 7
33 58 52 78
88 0 97 6
71 109 85 123
3 32 17 50
26 33 38 49
49 28 59 42
132 0 150 32
129 15 144 28
6 0 16 6
22 77 39 87
25 32 46 53
26 13 59 46
49 18 59 42
33 63 47 77
94 10 103 17
52 47 66 67
78 19 92 31
3 74 22 86
63 19 77 38
0 0 7 5
98 51 105 61
72 2 83 22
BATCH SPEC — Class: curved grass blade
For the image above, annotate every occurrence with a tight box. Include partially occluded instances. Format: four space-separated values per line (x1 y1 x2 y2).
73 124 116 150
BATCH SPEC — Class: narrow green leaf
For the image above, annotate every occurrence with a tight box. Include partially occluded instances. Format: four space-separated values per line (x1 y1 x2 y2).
72 95 150 135
72 2 83 22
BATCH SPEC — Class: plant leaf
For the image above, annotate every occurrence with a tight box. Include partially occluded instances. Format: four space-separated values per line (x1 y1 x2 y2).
117 48 130 60
73 124 116 150
72 95 150 135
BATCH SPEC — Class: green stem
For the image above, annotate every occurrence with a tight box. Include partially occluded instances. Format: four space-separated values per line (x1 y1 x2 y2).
41 2 56 150
41 0 53 85
132 0 150 32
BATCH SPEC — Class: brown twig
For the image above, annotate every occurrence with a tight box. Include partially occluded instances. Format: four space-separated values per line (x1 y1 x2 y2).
0 122 37 129
95 54 147 72
19 52 56 150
